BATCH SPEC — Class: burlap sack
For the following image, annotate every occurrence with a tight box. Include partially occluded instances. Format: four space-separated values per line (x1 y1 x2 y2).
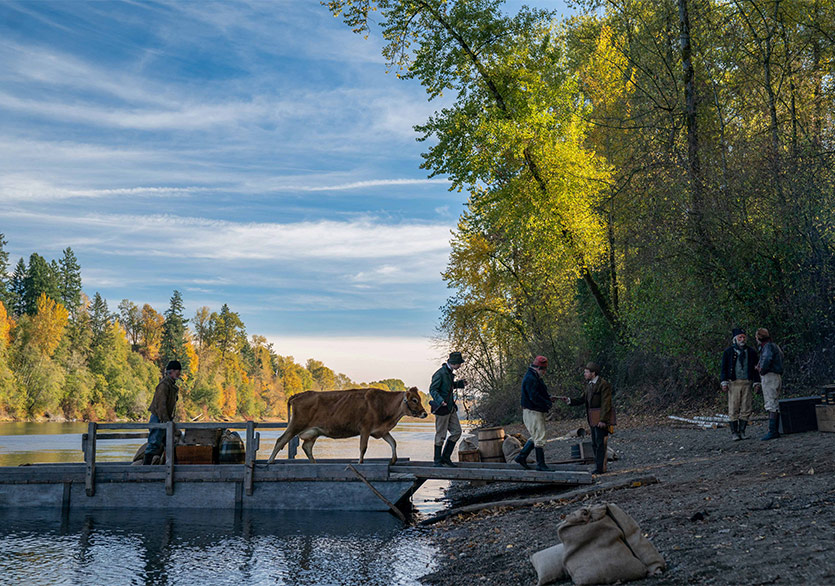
557 504 650 585
606 503 665 575
459 434 478 452
530 543 566 585
502 434 523 462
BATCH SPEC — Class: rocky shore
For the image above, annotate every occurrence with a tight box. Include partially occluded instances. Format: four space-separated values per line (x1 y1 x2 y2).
418 415 835 585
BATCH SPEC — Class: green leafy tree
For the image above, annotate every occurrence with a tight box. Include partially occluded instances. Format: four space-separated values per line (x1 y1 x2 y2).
160 290 189 372
9 258 26 318
58 247 83 316
23 253 60 315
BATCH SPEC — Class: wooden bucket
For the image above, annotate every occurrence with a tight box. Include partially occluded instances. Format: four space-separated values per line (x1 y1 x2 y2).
458 449 481 463
477 427 506 462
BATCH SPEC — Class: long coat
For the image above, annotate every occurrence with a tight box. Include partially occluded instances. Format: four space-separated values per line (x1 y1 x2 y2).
569 377 614 427
429 364 464 408
149 375 179 422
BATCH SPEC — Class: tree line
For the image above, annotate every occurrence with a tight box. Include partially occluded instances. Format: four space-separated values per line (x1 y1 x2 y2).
330 0 835 423
0 235 406 421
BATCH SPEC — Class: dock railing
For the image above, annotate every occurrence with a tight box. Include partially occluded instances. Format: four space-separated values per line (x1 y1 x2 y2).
82 421 298 497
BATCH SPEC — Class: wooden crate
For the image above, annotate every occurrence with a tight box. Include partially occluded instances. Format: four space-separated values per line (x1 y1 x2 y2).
778 396 821 434
816 405 835 433
175 445 215 464
458 449 480 463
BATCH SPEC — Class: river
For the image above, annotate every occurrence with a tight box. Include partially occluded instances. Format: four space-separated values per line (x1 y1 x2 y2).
0 421 451 586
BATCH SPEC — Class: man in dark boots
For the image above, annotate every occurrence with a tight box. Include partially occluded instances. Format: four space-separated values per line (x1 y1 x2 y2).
559 362 615 475
144 360 182 465
429 352 467 467
720 328 759 442
755 328 784 441
516 356 555 471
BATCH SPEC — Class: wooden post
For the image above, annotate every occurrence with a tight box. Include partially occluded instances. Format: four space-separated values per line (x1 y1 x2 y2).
85 422 97 496
346 464 407 523
244 421 255 496
165 421 175 495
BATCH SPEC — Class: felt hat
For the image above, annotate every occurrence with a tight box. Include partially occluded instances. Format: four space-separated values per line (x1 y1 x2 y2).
448 352 464 365
165 360 182 371
585 362 600 374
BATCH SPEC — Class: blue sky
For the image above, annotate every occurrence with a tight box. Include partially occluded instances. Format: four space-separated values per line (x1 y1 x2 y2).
1 0 568 388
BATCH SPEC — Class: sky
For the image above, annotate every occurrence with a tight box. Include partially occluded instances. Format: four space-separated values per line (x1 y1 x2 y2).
0 0 568 389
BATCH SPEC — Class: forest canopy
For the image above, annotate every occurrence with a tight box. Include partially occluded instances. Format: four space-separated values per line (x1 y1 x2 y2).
329 0 835 423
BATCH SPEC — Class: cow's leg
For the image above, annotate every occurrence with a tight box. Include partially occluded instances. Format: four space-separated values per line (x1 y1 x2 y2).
381 432 398 465
267 426 299 464
299 429 319 463
358 432 370 464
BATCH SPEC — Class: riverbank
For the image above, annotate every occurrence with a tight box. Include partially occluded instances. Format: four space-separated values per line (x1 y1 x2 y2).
418 416 835 585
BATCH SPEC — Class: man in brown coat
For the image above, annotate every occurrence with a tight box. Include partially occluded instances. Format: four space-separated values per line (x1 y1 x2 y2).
143 360 181 465
558 362 614 474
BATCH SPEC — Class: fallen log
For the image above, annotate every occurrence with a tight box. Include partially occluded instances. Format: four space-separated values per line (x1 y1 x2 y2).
419 475 659 526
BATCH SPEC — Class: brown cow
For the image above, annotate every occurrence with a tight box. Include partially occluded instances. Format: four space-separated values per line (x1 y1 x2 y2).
267 386 428 465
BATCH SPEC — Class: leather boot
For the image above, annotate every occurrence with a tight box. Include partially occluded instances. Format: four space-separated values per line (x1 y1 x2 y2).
514 440 535 470
738 420 748 440
761 412 781 441
730 420 741 441
441 440 457 467
433 444 443 467
535 447 552 471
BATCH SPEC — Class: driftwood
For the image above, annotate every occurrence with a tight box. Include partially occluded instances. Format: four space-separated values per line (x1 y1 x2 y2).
419 475 659 526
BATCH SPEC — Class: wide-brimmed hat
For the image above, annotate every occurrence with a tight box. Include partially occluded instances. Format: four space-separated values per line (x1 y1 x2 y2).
585 362 600 374
448 351 464 365
165 360 182 371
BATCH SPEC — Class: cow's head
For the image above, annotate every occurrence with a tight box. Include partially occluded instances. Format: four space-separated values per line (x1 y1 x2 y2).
404 386 428 418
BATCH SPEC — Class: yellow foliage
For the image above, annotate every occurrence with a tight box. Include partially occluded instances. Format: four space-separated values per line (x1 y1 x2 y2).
31 294 69 357
0 301 13 347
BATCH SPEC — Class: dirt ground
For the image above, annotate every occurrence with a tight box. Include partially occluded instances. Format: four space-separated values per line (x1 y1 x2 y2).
417 414 835 585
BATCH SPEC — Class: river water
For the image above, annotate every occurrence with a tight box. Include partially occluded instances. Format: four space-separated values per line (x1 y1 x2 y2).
0 421 451 586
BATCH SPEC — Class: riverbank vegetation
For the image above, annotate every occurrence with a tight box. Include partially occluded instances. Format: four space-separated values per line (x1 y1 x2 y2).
330 0 835 423
0 238 406 421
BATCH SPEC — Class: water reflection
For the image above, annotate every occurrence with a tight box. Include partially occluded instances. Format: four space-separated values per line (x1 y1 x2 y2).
0 508 437 585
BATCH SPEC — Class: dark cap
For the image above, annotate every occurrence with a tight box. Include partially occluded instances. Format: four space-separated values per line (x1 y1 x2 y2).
165 360 182 371
448 352 464 365
532 356 548 369
732 328 745 337
585 362 600 374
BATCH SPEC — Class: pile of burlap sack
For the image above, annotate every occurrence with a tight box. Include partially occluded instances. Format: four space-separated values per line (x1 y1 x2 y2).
530 503 665 585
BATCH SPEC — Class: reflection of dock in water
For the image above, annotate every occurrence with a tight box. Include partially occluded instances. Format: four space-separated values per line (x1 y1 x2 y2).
0 421 592 514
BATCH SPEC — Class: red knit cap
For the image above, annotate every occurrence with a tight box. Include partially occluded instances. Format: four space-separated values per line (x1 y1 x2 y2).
532 356 548 368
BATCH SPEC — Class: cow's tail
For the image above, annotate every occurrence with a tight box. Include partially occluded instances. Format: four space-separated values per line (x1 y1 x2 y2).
268 394 297 464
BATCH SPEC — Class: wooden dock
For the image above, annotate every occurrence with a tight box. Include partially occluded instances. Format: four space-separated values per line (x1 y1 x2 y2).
0 421 593 513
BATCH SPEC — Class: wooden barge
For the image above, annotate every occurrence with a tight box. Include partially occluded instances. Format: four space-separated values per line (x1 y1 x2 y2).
0 422 593 513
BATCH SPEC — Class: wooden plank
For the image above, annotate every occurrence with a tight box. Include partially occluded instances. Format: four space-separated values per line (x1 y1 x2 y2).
389 464 592 484
244 421 255 496
85 422 96 496
92 421 290 430
346 463 406 522
165 421 175 495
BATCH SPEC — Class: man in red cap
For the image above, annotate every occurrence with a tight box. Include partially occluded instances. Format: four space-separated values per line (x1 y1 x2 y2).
515 355 555 471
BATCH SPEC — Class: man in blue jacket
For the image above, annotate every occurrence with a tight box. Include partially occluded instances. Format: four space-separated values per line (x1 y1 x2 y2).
514 355 554 471
755 328 784 441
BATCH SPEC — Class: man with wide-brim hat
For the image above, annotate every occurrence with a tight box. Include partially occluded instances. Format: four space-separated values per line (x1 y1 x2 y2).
558 362 615 474
144 360 182 465
429 351 467 467
720 328 760 441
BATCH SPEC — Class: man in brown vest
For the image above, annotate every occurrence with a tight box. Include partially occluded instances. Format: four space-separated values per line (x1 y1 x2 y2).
558 362 614 474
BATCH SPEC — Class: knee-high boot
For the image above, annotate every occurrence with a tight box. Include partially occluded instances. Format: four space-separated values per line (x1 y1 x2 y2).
441 440 457 467
761 412 781 441
433 444 443 467
514 440 535 469
535 447 552 472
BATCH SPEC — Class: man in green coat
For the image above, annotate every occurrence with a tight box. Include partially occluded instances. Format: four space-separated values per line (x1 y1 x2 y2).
429 351 467 467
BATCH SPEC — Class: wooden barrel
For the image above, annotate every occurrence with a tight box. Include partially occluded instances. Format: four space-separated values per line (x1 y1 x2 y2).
477 427 506 462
